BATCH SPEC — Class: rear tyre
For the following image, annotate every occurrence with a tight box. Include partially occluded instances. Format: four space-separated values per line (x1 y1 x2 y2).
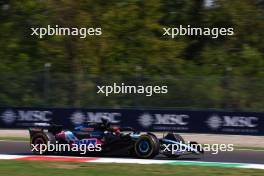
134 134 159 159
30 132 56 155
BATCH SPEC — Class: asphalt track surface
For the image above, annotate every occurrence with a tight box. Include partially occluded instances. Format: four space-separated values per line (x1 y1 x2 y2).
0 141 263 164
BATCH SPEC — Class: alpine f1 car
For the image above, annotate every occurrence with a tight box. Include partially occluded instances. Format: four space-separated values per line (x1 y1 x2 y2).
29 119 204 159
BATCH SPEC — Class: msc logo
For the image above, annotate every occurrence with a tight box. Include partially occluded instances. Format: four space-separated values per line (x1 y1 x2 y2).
207 114 259 130
1 110 16 125
138 113 189 128
1 109 52 125
70 111 86 125
206 114 222 130
137 113 154 128
70 111 121 125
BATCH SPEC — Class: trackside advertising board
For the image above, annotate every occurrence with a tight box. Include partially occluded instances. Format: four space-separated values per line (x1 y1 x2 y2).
0 107 263 135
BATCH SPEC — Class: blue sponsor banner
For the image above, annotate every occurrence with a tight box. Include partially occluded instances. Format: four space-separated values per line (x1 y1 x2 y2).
0 107 263 135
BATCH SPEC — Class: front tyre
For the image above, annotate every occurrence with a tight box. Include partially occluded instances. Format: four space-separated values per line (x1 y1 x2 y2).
134 134 159 159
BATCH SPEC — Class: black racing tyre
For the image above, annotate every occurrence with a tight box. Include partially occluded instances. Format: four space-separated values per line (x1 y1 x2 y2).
134 134 159 159
30 132 56 155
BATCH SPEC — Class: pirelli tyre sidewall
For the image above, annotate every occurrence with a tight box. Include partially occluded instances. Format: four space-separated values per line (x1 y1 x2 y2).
30 132 56 155
134 134 159 159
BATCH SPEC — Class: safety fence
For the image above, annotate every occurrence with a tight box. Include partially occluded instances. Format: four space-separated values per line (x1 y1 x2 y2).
0 107 263 135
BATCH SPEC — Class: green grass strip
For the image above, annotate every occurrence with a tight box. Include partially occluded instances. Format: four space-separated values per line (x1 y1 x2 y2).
168 161 244 168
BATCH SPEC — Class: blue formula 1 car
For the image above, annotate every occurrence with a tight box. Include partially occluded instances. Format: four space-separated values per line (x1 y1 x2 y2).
29 119 204 159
